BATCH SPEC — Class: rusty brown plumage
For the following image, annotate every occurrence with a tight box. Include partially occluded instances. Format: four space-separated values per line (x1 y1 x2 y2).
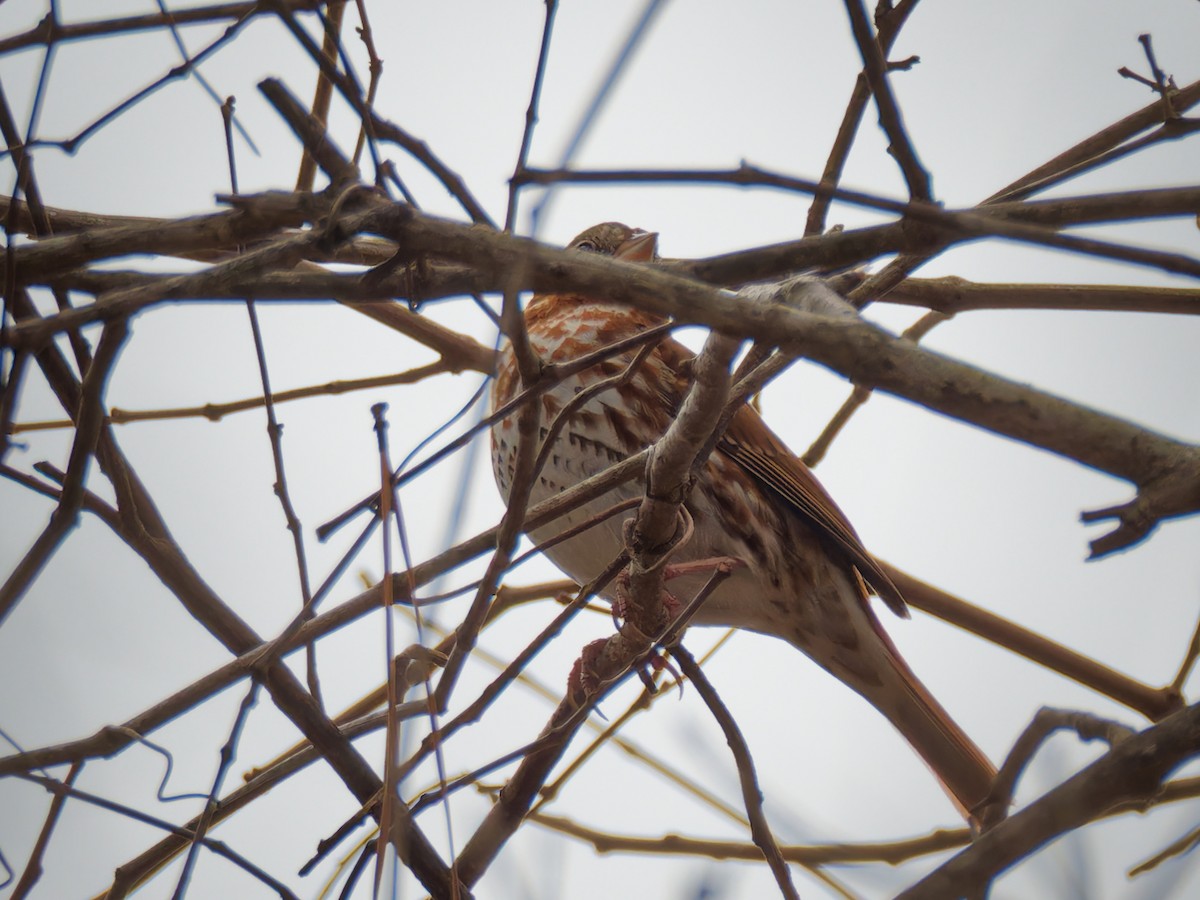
491 223 998 824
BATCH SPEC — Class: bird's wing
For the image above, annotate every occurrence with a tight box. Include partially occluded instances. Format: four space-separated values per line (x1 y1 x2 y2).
718 407 908 617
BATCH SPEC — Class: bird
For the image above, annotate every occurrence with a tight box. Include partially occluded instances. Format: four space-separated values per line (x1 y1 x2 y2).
490 222 998 825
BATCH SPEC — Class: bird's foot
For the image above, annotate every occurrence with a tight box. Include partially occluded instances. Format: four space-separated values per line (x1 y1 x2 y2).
611 571 683 624
567 638 611 707
567 638 681 708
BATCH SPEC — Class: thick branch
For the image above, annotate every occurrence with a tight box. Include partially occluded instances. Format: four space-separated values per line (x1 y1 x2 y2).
359 205 1200 504
898 703 1200 899
884 276 1200 315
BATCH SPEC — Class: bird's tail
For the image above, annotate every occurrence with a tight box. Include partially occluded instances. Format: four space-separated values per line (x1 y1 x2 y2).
856 611 998 827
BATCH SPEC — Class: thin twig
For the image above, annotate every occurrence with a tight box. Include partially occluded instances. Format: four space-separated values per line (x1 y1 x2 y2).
984 707 1137 829
270 5 494 226
880 562 1183 722
0 1 322 57
245 300 322 700
432 278 542 712
0 319 128 625
171 683 262 900
10 762 82 900
1128 822 1200 877
260 76 359 185
394 553 625 790
802 309 949 466
9 362 456 434
806 0 921 235
506 0 558 231
986 77 1200 203
1168 609 1200 695
316 321 670 541
155 0 258 153
24 8 262 155
16 773 300 900
0 449 652 779
350 0 383 167
295 1 346 191
531 810 969 865
842 0 931 199
671 645 799 899
370 403 402 894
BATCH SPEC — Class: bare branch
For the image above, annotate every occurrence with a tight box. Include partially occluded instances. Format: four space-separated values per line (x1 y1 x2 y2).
884 276 1200 316
880 563 1183 722
671 645 799 899
842 0 932 200
898 703 1200 899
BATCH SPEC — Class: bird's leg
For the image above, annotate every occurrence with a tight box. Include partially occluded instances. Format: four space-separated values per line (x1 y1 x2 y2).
612 556 746 623
662 555 747 583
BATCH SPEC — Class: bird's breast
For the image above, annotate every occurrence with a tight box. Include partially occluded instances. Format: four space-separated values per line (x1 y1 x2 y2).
491 301 674 491
490 300 680 583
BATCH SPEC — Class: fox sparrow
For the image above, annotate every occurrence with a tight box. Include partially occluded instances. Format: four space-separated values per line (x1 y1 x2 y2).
491 223 997 823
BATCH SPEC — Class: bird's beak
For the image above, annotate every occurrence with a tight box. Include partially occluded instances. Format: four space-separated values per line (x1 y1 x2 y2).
615 230 658 262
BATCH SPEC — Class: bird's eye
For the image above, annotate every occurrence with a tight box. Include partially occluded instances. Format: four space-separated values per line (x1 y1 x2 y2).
575 240 598 252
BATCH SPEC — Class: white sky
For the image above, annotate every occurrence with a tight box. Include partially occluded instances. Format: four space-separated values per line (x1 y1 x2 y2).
1 1 1199 898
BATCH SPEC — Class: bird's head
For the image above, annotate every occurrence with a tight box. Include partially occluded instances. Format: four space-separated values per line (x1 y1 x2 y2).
568 222 658 262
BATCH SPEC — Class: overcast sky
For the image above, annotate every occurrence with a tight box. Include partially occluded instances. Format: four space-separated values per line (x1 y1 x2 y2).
2 2 1200 898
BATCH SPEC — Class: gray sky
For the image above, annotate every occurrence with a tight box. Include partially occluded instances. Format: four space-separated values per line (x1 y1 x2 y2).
2 1 1199 897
